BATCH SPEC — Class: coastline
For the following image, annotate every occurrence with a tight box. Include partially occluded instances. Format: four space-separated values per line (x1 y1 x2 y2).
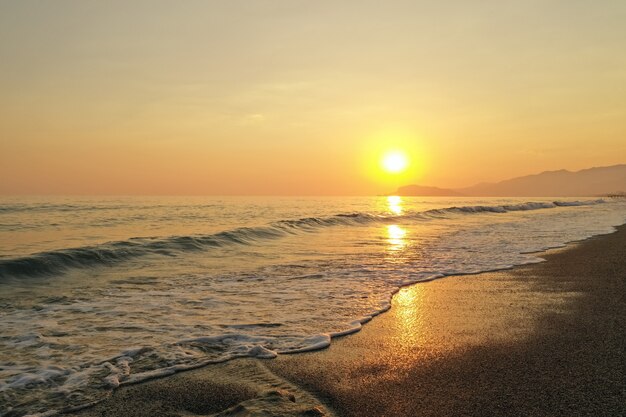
70 225 626 417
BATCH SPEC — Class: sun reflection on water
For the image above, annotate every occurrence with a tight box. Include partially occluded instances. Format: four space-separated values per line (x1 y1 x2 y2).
386 224 407 251
387 195 403 215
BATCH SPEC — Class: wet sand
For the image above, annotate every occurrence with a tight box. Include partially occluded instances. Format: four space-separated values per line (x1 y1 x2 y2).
71 225 626 417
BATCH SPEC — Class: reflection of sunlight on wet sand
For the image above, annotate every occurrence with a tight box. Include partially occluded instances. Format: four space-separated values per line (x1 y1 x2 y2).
387 195 403 215
394 286 427 349
386 281 488 366
383 271 567 368
386 225 407 251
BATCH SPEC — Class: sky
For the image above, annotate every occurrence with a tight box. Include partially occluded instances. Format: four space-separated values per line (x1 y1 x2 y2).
1 0 625 195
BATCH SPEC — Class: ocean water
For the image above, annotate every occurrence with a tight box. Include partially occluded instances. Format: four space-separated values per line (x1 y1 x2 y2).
0 196 624 416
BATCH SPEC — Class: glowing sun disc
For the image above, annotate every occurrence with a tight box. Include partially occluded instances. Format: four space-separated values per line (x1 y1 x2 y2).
382 151 408 173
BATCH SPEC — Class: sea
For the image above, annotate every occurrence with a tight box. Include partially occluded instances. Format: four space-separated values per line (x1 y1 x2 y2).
0 196 624 416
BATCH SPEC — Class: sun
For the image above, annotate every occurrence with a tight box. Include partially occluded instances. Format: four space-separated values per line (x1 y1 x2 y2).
381 151 409 173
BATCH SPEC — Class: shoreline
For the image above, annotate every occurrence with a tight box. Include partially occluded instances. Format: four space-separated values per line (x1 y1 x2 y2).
269 225 626 416
70 225 626 416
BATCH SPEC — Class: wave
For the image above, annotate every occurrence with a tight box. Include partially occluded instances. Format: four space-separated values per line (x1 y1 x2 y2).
0 200 604 279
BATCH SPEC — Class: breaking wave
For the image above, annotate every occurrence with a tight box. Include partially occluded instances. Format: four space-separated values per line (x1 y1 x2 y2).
0 200 604 279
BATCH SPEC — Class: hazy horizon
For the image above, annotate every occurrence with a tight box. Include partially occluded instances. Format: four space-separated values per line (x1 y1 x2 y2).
1 162 624 197
2 1 626 195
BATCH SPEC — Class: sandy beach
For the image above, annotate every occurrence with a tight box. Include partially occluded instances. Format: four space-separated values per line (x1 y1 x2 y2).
71 225 626 417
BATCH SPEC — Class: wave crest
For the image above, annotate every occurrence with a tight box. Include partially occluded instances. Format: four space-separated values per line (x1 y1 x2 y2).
0 200 604 279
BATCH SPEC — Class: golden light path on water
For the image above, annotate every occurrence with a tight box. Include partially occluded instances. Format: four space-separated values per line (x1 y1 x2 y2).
384 194 430 353
387 195 403 215
385 196 407 251
387 225 407 251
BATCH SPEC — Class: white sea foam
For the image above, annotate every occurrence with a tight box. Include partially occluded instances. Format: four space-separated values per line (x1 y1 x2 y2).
0 197 624 416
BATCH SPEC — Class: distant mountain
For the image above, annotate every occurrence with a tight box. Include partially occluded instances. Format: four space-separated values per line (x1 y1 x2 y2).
457 164 626 197
395 164 626 197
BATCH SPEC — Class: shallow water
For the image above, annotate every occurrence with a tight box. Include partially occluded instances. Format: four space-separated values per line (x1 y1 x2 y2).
0 196 624 416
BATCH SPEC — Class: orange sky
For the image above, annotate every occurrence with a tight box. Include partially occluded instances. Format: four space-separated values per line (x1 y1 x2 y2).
1 1 625 195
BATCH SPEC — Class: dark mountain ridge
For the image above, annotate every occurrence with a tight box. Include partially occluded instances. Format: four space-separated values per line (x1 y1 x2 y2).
395 164 626 197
